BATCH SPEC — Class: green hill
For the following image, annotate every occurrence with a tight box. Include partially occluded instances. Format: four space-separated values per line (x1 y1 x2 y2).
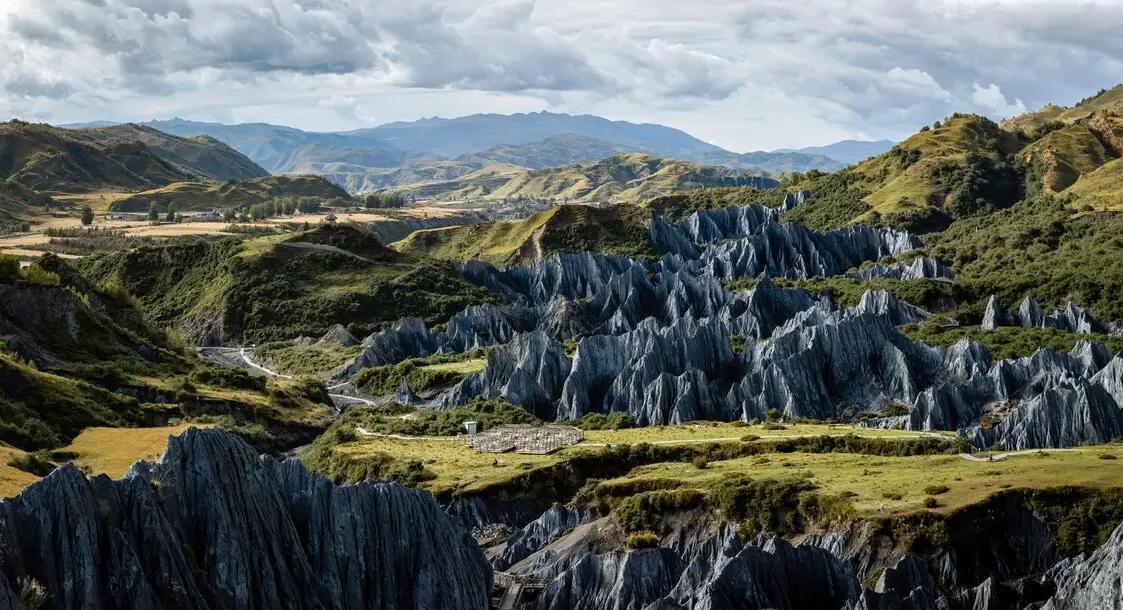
394 203 656 265
0 254 331 451
78 224 496 344
108 174 351 213
783 86 1123 231
390 152 777 203
0 120 190 193
78 123 269 181
0 182 54 222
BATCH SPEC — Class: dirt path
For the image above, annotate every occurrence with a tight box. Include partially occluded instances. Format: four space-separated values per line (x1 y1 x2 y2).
958 447 1083 462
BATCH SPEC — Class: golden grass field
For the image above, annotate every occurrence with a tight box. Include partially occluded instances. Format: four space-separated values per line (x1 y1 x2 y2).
59 423 204 479
0 445 43 498
0 424 205 498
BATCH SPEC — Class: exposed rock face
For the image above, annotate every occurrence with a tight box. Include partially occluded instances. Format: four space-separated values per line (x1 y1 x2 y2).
1042 522 1123 609
495 505 593 571
336 305 538 378
336 203 1122 450
535 549 685 610
0 429 491 610
851 256 956 281
980 295 1114 335
315 323 358 347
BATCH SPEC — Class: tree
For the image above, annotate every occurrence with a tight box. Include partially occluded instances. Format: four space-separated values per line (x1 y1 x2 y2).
148 203 159 222
80 206 94 226
165 202 177 223
766 407 782 422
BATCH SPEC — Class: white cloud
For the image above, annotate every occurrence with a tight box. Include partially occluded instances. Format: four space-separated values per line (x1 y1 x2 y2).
0 0 1120 150
969 83 1027 118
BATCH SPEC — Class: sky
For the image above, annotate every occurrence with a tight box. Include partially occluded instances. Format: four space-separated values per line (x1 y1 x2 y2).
1 0 1121 152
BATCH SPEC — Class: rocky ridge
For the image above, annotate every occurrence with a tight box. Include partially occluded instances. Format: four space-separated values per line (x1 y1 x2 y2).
981 295 1117 335
0 429 491 610
342 203 1123 449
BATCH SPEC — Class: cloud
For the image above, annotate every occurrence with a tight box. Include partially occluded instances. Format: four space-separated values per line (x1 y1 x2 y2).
969 83 1026 118
0 0 1119 150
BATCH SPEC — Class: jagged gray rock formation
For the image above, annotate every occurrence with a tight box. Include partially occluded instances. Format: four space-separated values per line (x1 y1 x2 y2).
495 505 593 571
851 256 956 281
336 304 538 379
315 323 359 347
0 429 492 610
536 548 685 610
1041 522 1123 609
980 295 1114 335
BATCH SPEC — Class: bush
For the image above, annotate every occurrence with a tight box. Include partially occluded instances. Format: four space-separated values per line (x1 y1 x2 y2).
710 475 818 537
762 422 787 431
923 497 941 509
20 265 60 287
0 254 20 281
924 484 950 495
692 456 710 469
613 489 706 534
625 530 661 549
576 412 637 430
1099 453 1118 460
6 449 55 476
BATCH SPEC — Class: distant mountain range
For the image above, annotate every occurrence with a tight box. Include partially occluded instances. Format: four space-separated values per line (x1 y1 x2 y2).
388 152 777 203
65 113 893 193
775 140 896 165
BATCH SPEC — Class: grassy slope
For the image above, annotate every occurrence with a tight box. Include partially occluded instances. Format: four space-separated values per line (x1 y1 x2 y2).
600 444 1123 516
108 174 351 213
390 152 773 203
79 224 497 343
57 423 203 479
0 120 189 193
394 203 656 265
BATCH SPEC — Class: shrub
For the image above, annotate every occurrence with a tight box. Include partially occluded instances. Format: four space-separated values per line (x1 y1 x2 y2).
692 456 710 469
1099 454 1118 460
883 492 903 501
576 412 637 430
20 265 60 287
711 475 817 537
0 254 20 281
924 484 950 495
762 422 787 431
923 497 941 509
766 407 782 422
6 449 55 476
626 530 661 549
613 489 706 534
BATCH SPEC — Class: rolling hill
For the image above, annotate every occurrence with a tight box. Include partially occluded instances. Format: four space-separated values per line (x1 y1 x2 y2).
394 203 656 266
78 224 496 344
108 174 351 213
389 152 778 203
69 115 849 192
0 120 191 193
1 120 270 195
75 123 268 181
778 84 1123 232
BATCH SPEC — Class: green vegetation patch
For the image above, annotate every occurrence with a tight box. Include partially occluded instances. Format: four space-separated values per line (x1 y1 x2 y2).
353 349 490 396
255 342 362 379
901 324 1123 360
79 225 498 343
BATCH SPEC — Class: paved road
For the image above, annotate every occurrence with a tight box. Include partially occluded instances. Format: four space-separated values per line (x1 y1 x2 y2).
202 346 376 408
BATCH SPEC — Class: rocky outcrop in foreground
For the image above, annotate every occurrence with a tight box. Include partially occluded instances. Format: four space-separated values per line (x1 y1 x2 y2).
0 429 491 610
500 498 1123 610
